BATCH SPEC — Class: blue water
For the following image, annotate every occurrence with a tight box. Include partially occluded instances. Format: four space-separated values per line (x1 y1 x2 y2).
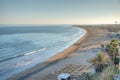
0 25 86 80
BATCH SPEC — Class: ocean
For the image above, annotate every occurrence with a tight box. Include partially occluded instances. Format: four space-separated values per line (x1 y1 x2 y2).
0 25 86 80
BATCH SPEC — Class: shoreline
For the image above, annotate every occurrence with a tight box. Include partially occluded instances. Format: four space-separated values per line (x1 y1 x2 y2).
8 25 120 80
45 27 88 62
7 26 88 80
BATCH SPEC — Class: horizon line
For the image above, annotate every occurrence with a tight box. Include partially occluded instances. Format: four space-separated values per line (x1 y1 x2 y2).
0 23 119 25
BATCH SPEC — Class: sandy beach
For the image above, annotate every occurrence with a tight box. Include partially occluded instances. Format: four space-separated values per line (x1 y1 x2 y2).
7 24 120 80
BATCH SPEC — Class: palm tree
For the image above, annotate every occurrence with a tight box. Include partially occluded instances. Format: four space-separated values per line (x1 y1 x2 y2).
110 39 118 49
88 52 109 72
105 44 113 57
105 39 119 65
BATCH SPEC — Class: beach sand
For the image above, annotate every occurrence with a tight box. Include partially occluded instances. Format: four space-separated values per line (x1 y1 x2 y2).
7 24 120 80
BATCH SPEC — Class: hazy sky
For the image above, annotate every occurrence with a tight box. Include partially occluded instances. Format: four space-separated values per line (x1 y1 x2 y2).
0 0 120 24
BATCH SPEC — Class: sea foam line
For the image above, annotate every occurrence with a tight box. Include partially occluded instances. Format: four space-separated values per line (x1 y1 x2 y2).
24 48 46 56
0 48 46 62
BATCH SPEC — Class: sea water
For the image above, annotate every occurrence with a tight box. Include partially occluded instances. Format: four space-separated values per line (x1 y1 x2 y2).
0 25 86 80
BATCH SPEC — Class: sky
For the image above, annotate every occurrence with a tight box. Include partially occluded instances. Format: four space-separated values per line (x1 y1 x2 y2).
0 0 120 25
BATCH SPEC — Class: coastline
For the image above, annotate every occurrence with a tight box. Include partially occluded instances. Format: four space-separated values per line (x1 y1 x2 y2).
45 27 88 62
8 25 120 80
7 26 88 80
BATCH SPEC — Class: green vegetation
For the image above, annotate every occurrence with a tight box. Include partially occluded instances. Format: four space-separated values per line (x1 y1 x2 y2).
85 39 120 80
88 52 109 72
94 66 116 80
83 72 94 80
105 39 119 66
105 39 118 56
